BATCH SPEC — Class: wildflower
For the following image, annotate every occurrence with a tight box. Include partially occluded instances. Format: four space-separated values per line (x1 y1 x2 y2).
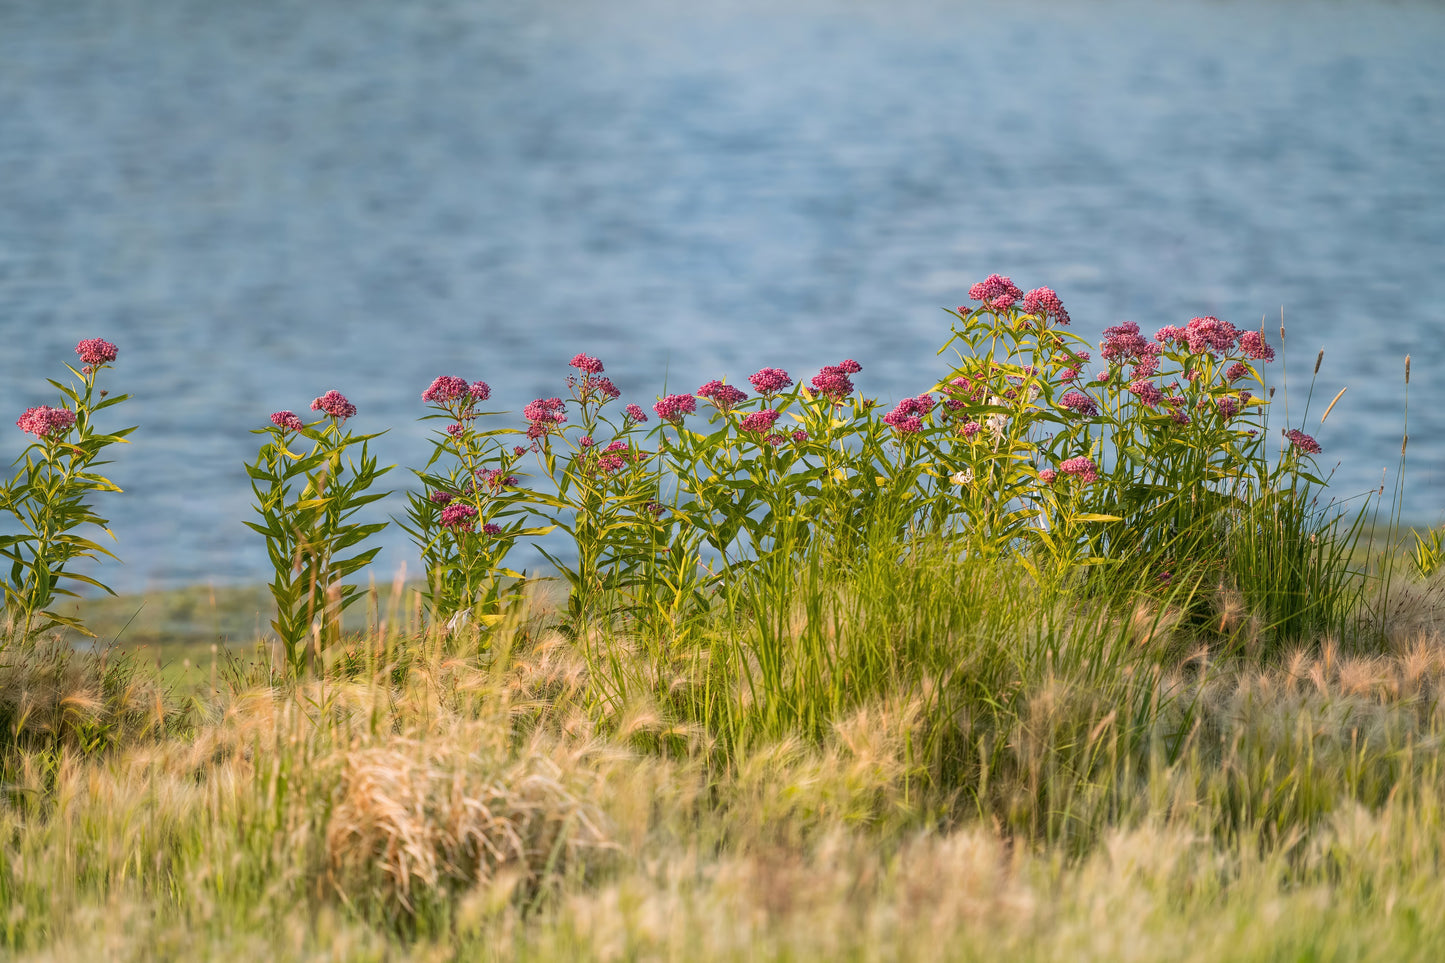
1131 354 1160 379
624 403 648 424
883 395 934 435
1059 456 1101 484
1101 322 1160 365
446 422 465 436
1039 468 1058 484
1286 428 1322 454
596 452 627 472
75 338 117 366
482 523 502 536
480 469 516 489
696 380 748 412
429 490 455 505
1225 361 1249 383
270 410 305 432
440 503 478 530
1022 287 1071 325
579 435 595 448
523 397 567 433
810 362 858 402
792 429 808 443
1214 395 1242 419
1059 390 1099 417
653 393 696 424
959 421 982 438
739 408 782 434
950 468 973 485
422 376 470 403
514 445 528 456
1154 325 1188 347
1184 316 1239 356
569 353 605 374
748 367 793 395
584 376 621 401
969 274 1023 308
1128 379 1164 408
311 390 357 420
16 405 76 439
469 380 492 401
1237 330 1276 362
765 433 786 446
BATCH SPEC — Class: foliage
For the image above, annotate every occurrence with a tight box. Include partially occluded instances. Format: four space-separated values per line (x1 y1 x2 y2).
0 342 133 641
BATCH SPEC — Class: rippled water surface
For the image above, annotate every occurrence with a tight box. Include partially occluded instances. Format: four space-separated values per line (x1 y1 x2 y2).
2 0 1443 592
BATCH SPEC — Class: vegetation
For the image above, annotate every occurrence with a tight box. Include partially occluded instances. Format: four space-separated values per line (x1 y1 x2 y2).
2 283 1443 959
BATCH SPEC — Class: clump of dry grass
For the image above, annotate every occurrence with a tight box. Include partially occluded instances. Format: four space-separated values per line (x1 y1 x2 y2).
325 730 610 921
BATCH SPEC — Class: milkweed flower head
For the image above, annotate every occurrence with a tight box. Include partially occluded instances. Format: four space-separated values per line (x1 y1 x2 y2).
422 376 471 404
739 408 782 435
482 523 502 536
1022 287 1071 325
440 503 478 530
75 338 118 366
792 429 808 443
653 393 696 424
1237 330 1276 362
523 397 566 438
810 361 860 403
1285 428 1322 454
1039 468 1058 484
959 420 982 438
696 380 748 412
969 274 1023 310
17 405 76 439
469 380 491 401
1101 323 1161 366
1225 361 1250 383
624 403 648 424
270 410 305 432
429 490 455 505
1129 379 1164 408
569 353 605 374
883 394 935 435
1059 456 1101 484
748 367 793 396
1184 316 1239 356
311 390 357 420
1059 390 1100 417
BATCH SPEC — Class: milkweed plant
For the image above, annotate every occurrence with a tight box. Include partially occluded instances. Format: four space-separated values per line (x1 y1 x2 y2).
4 276 1375 672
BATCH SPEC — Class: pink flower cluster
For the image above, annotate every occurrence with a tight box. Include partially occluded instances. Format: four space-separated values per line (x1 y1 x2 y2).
739 408 781 435
1285 429 1322 454
1022 287 1071 325
16 405 76 439
810 360 861 402
1058 456 1101 484
1057 351 1090 383
624 403 648 424
523 397 566 438
75 338 118 366
440 503 478 530
311 390 357 420
882 394 935 434
1101 323 1162 366
1128 379 1164 408
1039 468 1058 484
1059 390 1099 417
429 490 455 505
1237 330 1275 361
479 468 516 489
969 274 1024 311
653 393 696 424
270 410 305 432
697 379 748 412
422 376 491 405
748 367 793 395
569 353 605 374
597 440 631 473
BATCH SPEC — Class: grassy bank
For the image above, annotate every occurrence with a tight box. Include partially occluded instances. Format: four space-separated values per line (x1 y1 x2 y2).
0 536 1442 961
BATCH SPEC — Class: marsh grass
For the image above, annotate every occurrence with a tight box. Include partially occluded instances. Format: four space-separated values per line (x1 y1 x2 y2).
0 537 1436 959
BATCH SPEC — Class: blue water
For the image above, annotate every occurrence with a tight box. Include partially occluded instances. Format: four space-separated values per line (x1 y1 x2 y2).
1 0 1443 592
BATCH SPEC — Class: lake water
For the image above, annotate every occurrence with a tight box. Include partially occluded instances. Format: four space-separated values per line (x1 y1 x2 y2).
1 0 1443 593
